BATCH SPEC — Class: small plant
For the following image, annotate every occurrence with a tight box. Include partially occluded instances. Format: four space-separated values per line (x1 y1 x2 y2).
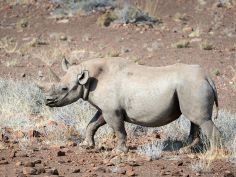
137 141 164 160
28 38 48 47
172 40 190 48
200 41 213 50
4 59 18 67
0 37 18 54
189 28 201 38
212 69 220 76
107 50 120 57
17 18 29 29
173 12 188 22
97 11 118 27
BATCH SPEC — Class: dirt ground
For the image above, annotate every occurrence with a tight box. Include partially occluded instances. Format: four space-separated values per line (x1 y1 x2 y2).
0 0 235 177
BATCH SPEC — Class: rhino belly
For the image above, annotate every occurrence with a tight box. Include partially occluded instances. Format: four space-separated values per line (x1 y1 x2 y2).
123 97 181 127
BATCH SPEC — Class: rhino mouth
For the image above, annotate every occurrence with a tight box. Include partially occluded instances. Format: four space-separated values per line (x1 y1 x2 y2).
45 97 59 107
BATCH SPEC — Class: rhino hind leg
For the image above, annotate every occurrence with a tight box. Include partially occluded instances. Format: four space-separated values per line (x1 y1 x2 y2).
199 120 221 149
80 111 106 148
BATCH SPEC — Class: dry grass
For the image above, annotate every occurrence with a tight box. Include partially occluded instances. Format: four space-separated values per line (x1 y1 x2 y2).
135 0 159 18
200 41 213 50
0 36 19 54
172 40 190 48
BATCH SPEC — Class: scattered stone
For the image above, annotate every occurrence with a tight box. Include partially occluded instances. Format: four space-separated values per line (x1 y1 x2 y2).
172 171 182 176
125 165 135 176
16 152 28 157
36 167 46 174
196 172 201 176
224 171 234 177
57 150 66 156
16 173 27 177
60 35 67 41
72 168 80 173
24 161 35 167
0 160 9 165
46 168 59 175
23 167 37 175
67 141 77 147
93 166 106 173
111 166 126 174
183 26 193 33
177 161 183 166
10 150 16 158
28 130 41 138
16 161 23 166
14 130 25 139
38 71 43 77
34 159 42 164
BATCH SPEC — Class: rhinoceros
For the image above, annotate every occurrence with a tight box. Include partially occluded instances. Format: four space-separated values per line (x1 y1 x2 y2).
39 57 220 153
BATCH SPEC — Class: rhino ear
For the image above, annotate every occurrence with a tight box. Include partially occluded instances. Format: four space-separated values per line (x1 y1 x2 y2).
78 70 89 85
62 58 71 71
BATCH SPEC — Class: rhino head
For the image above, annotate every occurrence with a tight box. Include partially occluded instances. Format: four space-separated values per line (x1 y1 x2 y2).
39 59 89 107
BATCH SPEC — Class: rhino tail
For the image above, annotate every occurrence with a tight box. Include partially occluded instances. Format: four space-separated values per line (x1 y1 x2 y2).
206 77 219 119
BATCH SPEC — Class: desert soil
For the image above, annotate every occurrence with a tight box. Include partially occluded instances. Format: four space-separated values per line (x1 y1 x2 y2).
0 0 235 177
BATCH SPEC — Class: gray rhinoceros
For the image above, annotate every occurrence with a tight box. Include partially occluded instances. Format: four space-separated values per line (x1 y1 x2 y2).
39 57 220 153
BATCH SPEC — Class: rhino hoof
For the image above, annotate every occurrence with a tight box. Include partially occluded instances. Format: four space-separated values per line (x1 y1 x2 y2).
179 147 192 154
79 141 95 149
115 146 129 154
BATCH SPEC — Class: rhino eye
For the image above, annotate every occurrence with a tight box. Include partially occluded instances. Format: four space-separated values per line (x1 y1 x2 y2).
62 87 68 91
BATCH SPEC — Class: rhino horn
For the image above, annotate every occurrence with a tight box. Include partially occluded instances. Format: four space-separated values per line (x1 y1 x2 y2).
49 67 60 82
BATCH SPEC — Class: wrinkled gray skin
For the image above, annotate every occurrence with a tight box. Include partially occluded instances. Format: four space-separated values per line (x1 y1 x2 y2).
40 57 220 153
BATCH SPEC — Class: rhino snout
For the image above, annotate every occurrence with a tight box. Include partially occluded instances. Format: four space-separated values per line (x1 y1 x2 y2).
45 96 58 105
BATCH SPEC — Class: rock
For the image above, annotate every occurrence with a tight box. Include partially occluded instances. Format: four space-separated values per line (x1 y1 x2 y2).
183 26 193 33
16 173 27 177
16 152 28 157
0 160 9 165
224 171 234 177
110 156 122 165
21 73 26 77
23 167 37 175
172 171 182 176
36 167 46 174
46 168 59 175
60 35 67 41
24 161 35 167
28 130 41 138
15 161 23 166
111 166 126 174
72 168 80 173
125 165 136 176
176 161 183 166
38 71 43 77
10 150 16 158
67 141 77 147
93 166 106 173
57 150 65 156
14 130 25 139
34 159 42 164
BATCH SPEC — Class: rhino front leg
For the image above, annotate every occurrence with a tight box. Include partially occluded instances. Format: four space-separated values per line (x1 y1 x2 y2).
103 112 128 153
180 122 200 153
81 111 106 148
